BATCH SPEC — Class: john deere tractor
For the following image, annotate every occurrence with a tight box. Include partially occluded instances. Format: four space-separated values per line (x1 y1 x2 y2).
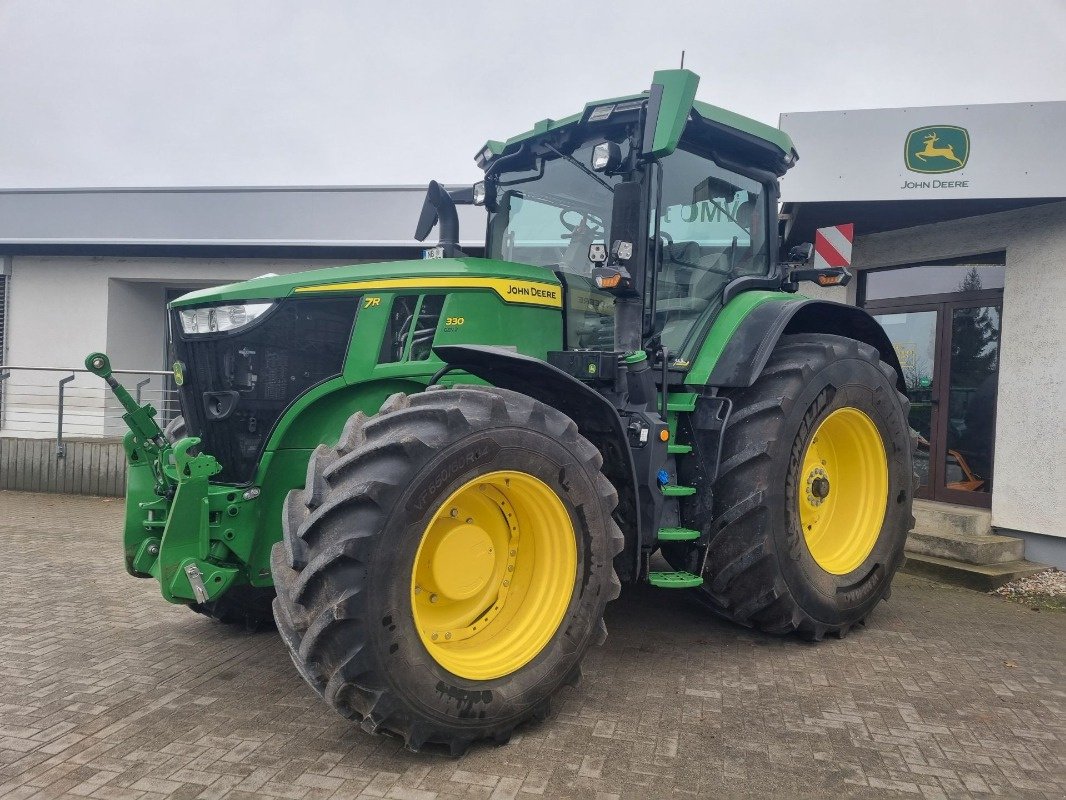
87 69 913 754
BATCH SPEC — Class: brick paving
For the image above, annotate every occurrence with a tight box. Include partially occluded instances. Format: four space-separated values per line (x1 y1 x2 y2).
0 490 1064 800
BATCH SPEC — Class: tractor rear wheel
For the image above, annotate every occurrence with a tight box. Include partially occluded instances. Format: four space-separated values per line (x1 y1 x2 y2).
271 386 622 753
165 416 276 631
664 333 913 639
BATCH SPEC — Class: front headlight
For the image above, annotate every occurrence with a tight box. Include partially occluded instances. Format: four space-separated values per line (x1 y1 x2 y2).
179 302 274 334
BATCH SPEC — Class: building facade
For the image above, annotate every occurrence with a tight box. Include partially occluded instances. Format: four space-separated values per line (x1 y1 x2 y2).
779 101 1065 567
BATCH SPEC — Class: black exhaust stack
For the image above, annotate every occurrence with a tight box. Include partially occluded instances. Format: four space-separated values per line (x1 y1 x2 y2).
414 180 469 258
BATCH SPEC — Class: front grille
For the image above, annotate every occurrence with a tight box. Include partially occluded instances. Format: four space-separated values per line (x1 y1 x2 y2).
171 296 359 484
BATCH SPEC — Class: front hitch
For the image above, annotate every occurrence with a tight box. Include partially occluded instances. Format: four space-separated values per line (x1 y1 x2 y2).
85 352 237 604
85 352 168 453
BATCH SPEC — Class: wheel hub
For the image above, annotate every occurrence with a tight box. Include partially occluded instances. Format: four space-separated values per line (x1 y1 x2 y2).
806 467 831 505
410 470 577 680
430 524 495 600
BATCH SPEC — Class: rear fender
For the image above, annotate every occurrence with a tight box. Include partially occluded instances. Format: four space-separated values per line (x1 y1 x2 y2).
434 344 641 582
699 299 906 394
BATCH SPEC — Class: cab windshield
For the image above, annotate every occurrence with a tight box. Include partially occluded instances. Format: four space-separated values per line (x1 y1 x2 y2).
487 135 632 350
486 137 630 276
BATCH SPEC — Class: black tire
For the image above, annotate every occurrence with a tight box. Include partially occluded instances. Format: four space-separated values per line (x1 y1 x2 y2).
163 414 188 444
271 386 622 754
664 333 914 640
188 584 277 631
165 415 276 631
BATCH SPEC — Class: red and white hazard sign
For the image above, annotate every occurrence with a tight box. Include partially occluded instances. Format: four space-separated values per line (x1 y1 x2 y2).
813 223 854 269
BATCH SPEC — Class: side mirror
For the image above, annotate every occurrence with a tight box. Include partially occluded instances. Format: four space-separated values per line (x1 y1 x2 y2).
693 175 740 205
788 242 814 264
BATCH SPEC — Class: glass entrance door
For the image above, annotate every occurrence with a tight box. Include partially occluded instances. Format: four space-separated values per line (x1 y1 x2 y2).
941 302 1000 500
872 309 939 495
869 295 1002 507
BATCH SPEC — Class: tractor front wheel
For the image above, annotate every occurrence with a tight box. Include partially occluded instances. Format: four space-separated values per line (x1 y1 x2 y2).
271 386 622 753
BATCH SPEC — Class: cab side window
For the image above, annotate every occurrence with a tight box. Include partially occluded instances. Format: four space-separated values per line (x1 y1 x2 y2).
653 148 770 352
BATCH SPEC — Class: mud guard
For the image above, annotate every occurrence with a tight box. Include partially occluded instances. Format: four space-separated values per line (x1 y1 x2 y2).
433 344 641 581
703 299 907 394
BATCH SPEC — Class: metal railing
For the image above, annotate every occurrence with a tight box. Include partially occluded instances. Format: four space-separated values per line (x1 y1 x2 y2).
0 365 176 457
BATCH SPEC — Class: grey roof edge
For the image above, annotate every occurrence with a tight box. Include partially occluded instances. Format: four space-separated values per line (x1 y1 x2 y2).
0 184 488 249
779 99 1066 121
0 184 472 195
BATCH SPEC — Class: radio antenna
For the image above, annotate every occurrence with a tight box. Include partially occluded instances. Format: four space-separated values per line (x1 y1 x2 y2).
680 50 685 68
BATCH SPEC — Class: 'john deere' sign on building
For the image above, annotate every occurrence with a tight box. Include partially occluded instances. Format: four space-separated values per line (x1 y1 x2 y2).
778 100 1065 201
905 125 970 174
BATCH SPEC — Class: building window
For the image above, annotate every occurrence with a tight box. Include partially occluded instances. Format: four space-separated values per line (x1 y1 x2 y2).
860 251 1005 304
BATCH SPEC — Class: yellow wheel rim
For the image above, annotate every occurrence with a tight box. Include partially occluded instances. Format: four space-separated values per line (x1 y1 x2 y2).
410 470 577 680
798 407 888 575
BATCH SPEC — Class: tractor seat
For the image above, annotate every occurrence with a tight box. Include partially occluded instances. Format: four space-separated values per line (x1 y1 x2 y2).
656 241 729 314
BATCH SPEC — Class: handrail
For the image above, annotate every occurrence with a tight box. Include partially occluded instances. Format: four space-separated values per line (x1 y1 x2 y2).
56 374 76 457
1 364 176 456
0 365 172 376
135 376 152 404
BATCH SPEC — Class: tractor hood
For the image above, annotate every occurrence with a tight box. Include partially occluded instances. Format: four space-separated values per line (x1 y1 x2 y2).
169 258 561 309
477 69 798 177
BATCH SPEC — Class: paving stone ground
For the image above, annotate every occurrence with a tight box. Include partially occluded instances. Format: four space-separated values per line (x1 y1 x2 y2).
1 491 1064 800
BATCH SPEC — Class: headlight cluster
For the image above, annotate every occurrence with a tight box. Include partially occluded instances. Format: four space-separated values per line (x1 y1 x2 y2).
179 302 274 334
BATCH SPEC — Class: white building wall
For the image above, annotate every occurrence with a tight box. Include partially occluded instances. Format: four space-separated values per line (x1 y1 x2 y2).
2 255 350 437
831 201 1066 541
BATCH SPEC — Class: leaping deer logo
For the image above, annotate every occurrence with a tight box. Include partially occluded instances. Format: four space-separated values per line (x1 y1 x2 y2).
914 132 964 167
905 126 969 173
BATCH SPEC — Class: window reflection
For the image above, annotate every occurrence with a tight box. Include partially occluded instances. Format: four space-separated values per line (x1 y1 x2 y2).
946 305 1000 493
864 259 1004 301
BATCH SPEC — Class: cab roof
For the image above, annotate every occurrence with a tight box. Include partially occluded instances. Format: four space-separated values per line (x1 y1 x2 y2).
477 69 797 177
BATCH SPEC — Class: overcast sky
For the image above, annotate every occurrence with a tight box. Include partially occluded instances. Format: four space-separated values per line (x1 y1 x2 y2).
1 0 1063 189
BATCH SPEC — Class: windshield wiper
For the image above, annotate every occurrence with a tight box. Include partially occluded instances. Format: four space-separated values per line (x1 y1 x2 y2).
543 143 614 193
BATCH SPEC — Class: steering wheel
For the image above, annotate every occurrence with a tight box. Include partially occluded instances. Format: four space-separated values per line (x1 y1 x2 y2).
559 209 605 238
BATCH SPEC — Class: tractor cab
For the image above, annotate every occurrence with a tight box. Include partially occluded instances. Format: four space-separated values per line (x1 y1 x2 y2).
418 69 797 364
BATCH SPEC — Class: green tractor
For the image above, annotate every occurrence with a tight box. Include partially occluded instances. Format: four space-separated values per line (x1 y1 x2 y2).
87 69 913 754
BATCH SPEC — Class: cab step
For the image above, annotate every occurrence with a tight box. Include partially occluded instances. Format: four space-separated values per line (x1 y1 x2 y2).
666 392 698 413
657 527 700 541
648 570 703 588
661 484 696 497
667 443 692 455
